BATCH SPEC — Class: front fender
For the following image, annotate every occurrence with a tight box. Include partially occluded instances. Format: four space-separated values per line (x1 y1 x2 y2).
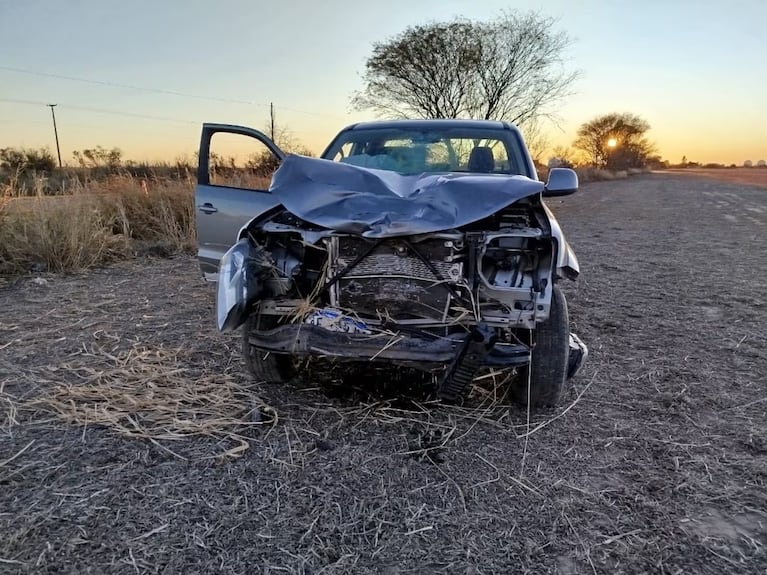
216 239 263 331
542 202 579 280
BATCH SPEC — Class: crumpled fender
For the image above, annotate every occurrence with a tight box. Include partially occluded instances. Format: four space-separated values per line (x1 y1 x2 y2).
542 202 579 279
216 239 265 331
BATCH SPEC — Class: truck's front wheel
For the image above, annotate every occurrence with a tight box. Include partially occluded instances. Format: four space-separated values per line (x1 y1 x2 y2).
512 286 570 408
242 315 297 383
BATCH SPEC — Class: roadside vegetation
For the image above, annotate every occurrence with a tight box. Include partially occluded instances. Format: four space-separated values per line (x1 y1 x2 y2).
0 172 195 276
0 148 198 276
0 144 649 278
0 141 294 276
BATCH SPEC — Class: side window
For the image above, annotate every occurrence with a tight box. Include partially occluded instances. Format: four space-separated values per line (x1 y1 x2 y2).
208 132 280 190
487 140 512 173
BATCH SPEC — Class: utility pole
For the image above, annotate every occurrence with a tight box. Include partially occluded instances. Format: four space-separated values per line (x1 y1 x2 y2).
269 102 275 141
47 104 62 168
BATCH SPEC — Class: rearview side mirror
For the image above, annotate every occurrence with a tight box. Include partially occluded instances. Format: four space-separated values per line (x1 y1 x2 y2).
543 168 578 197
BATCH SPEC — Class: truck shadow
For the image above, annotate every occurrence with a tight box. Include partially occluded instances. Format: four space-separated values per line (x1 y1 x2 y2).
282 360 519 410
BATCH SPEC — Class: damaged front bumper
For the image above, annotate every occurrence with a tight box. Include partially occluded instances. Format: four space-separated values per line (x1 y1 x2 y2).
246 323 531 369
218 238 588 383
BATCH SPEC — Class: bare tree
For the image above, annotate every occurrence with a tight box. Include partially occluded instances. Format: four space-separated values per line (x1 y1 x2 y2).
573 113 656 170
520 120 551 166
247 118 314 177
548 145 576 168
263 110 313 156
352 11 578 127
72 146 122 170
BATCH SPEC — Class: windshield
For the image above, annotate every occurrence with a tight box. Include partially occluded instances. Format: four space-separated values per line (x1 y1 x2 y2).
321 127 530 177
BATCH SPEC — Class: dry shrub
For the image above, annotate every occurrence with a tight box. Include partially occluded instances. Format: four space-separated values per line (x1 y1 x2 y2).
0 175 196 276
574 167 629 183
96 176 196 252
0 194 129 275
0 191 9 222
211 170 272 191
540 166 631 185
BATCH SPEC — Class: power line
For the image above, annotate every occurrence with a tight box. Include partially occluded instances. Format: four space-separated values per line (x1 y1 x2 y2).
1 97 341 145
0 65 255 105
0 119 50 125
0 97 198 124
0 65 348 119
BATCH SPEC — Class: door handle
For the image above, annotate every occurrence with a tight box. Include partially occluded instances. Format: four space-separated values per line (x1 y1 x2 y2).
198 203 218 214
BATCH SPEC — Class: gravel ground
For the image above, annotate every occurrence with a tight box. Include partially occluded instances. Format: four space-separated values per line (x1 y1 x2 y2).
1 174 765 574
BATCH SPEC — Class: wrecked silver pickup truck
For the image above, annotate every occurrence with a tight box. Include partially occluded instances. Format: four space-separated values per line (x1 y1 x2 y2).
196 119 586 406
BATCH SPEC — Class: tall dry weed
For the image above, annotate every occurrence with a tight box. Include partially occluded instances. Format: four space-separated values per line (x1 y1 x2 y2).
0 195 129 274
0 175 195 276
102 179 196 252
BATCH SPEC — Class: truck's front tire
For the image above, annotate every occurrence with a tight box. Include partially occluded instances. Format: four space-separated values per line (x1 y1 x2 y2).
512 286 570 408
242 315 297 383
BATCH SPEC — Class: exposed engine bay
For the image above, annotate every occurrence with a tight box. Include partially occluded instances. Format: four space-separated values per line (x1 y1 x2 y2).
230 200 555 332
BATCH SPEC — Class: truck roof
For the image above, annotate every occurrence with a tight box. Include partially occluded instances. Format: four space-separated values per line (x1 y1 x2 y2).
344 118 517 132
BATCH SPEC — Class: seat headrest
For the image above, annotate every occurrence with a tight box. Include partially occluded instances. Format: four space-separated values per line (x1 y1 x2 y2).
468 146 495 173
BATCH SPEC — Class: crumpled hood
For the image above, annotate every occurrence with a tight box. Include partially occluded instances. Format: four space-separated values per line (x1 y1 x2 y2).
269 155 544 238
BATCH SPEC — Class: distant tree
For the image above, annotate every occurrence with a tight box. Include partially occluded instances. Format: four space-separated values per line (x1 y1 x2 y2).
757 160 766 168
649 158 669 170
521 120 551 166
573 112 655 170
248 119 313 177
245 151 280 178
0 147 56 175
681 155 687 166
0 148 25 174
266 125 313 157
547 145 575 168
744 160 753 168
72 146 123 170
352 11 578 127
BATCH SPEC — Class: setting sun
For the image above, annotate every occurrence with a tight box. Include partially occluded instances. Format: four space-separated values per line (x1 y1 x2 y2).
607 138 617 148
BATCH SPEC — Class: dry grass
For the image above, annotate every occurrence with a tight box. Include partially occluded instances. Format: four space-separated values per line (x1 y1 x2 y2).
100 176 197 252
0 382 19 437
0 194 129 274
0 175 195 276
575 167 630 182
27 343 275 460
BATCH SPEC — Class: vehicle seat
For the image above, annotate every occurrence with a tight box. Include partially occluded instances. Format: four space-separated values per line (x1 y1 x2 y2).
468 146 495 173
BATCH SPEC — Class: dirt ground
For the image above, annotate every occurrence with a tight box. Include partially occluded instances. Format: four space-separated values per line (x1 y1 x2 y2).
1 174 765 574
663 167 767 189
